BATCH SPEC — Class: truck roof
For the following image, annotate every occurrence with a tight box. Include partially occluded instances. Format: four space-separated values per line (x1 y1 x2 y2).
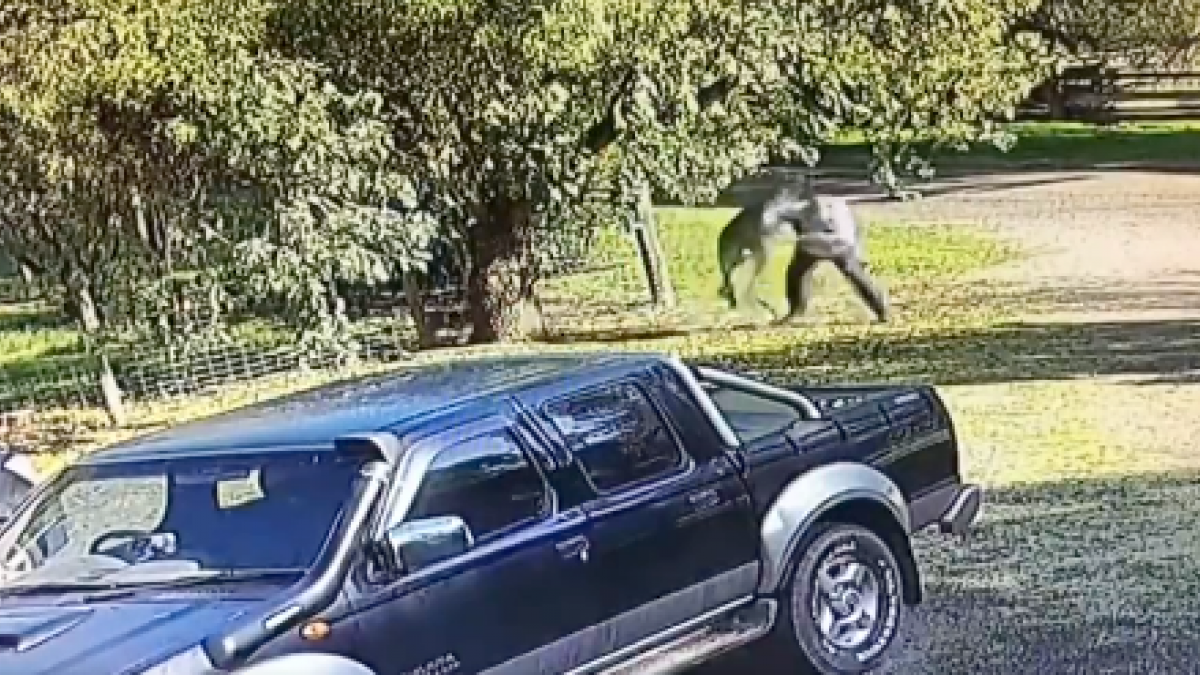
83 352 664 465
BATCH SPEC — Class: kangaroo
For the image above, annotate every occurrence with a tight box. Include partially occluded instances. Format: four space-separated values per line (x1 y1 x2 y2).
716 183 813 314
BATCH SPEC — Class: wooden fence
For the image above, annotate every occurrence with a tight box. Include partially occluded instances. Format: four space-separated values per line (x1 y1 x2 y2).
1020 65 1200 123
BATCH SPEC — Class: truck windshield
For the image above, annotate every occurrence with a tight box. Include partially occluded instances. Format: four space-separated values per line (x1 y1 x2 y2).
0 449 365 589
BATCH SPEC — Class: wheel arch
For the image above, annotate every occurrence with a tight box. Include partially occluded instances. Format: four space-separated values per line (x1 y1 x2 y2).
232 653 376 675
757 462 919 604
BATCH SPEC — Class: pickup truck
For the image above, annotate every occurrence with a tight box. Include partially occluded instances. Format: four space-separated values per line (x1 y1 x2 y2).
0 352 981 675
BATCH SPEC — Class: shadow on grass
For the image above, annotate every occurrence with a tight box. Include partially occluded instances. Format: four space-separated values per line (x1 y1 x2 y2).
986 274 1200 315
537 326 697 344
888 469 1200 674
682 316 1200 387
714 170 1093 208
816 121 1200 171
694 469 1200 674
0 303 72 333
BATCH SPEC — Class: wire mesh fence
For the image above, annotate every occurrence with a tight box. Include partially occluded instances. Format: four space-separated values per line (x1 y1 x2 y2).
0 328 416 416
0 214 708 423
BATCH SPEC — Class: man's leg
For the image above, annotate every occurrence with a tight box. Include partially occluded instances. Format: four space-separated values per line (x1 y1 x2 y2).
778 249 820 323
834 255 890 322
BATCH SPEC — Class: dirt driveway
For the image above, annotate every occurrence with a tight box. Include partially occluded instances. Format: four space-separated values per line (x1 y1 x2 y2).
861 170 1200 674
851 169 1200 468
703 168 1200 674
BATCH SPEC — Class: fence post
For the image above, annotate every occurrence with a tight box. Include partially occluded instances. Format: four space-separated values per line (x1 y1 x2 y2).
630 181 676 309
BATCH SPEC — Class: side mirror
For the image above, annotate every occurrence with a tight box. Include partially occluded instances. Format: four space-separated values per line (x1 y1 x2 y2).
382 515 473 574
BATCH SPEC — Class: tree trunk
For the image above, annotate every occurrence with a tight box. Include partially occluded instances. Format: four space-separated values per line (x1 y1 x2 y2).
404 273 449 350
17 263 35 297
71 282 128 428
463 204 541 345
1047 77 1067 120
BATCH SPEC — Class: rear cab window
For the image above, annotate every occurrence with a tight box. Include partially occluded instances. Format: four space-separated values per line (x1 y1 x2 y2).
701 382 807 444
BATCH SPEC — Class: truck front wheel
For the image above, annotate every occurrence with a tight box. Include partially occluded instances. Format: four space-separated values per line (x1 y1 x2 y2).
755 522 906 674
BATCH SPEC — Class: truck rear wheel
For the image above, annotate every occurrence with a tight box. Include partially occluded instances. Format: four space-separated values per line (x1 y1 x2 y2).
754 522 906 674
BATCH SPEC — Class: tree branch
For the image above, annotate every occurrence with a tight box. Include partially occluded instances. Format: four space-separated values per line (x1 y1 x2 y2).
1005 13 1092 55
583 75 738 155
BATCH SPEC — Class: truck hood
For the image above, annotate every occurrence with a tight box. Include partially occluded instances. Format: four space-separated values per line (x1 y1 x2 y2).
0 595 264 675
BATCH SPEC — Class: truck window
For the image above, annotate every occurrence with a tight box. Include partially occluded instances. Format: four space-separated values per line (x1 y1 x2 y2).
543 382 685 493
702 383 803 443
14 474 165 563
406 429 549 541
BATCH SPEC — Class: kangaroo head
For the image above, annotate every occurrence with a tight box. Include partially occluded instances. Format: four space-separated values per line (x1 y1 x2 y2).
764 180 815 214
774 177 815 202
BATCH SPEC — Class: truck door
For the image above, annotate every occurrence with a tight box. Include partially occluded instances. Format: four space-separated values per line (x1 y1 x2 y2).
536 370 761 655
349 417 595 675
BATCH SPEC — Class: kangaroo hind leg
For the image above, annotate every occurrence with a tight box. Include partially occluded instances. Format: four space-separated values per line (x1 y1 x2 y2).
718 245 747 308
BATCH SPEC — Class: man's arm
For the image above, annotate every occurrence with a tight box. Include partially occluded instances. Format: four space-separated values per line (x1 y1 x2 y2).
763 198 816 231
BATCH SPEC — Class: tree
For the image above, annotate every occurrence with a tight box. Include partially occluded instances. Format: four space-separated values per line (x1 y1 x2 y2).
0 0 435 424
267 0 1049 341
178 55 438 357
806 2 1053 195
1010 0 1200 68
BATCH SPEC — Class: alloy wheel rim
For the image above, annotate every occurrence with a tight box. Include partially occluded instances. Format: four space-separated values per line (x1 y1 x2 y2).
809 553 883 650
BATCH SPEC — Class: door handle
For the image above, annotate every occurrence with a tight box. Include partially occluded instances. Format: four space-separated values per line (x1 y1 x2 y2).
686 488 722 513
555 535 590 563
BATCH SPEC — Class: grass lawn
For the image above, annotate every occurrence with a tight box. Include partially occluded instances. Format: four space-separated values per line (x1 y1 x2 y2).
0 203 1171 490
819 120 1200 170
4 206 1023 474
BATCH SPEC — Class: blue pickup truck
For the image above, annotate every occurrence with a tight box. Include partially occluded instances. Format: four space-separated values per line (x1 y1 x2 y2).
0 352 981 675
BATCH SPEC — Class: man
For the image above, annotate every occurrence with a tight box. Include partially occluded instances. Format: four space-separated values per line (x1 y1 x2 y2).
779 192 891 324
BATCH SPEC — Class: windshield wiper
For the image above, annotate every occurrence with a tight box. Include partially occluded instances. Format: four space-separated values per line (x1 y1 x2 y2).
78 568 309 602
0 568 307 601
0 580 122 597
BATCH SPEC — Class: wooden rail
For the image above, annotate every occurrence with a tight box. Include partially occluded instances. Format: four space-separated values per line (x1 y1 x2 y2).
1019 66 1200 122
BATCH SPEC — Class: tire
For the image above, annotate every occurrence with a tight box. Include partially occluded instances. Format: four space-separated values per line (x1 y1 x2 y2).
752 522 907 674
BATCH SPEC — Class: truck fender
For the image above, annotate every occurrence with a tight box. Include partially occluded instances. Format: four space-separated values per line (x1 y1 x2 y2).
232 653 376 675
0 451 39 484
757 461 910 595
0 450 37 521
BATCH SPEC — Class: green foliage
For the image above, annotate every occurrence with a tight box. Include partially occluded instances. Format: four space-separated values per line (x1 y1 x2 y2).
799 0 1052 189
0 0 436 353
185 55 436 352
1 0 1055 349
267 0 1050 338
1012 0 1200 66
